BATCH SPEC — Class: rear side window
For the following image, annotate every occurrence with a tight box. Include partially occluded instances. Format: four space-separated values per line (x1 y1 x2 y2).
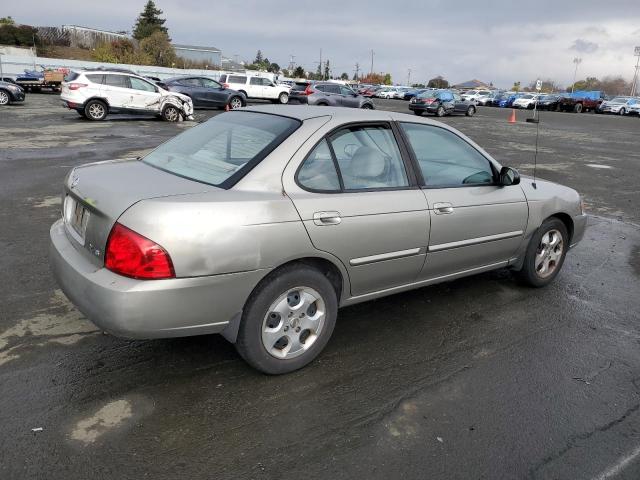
104 75 129 88
297 125 409 192
400 123 494 187
297 140 341 191
65 72 80 82
85 74 103 84
325 84 340 94
228 75 247 84
143 112 300 188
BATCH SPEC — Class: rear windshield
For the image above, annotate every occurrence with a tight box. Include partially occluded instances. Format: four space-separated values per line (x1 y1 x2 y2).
142 112 301 188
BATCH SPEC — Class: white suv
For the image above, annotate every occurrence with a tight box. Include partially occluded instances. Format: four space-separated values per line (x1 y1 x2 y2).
61 69 194 121
218 73 290 103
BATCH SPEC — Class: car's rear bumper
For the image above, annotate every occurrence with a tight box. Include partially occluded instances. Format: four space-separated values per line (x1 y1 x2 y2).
409 104 436 113
49 219 267 339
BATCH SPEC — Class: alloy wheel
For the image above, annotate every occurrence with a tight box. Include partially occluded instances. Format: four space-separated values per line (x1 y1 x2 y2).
535 229 564 279
0 91 9 105
88 103 105 119
261 286 326 360
230 97 242 109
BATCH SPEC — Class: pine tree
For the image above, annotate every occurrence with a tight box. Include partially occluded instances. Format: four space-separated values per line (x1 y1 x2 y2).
323 60 330 80
133 1 169 41
254 50 263 64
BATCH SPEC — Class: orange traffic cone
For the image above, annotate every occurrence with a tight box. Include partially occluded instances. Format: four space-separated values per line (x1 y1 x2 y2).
508 108 516 123
225 103 230 112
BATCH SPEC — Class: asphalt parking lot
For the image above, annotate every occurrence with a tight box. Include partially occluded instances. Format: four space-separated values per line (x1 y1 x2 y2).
1 94 639 480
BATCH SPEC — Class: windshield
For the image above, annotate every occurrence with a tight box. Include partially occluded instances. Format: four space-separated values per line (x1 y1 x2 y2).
143 112 300 188
521 95 534 99
466 90 478 95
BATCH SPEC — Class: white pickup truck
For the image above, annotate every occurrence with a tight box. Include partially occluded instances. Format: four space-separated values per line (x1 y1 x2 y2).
219 73 290 104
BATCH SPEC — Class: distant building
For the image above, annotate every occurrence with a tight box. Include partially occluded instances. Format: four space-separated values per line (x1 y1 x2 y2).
452 79 493 90
173 44 222 67
60 25 129 49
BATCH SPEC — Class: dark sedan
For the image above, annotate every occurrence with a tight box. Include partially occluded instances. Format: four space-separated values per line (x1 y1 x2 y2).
290 82 375 109
409 90 476 117
159 76 246 110
0 80 25 105
537 94 564 111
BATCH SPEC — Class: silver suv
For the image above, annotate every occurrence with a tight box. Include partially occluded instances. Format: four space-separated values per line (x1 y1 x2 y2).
292 82 375 109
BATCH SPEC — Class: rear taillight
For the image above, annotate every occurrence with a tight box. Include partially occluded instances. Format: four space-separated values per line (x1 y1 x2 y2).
68 83 88 90
105 223 175 280
303 85 314 95
421 98 435 104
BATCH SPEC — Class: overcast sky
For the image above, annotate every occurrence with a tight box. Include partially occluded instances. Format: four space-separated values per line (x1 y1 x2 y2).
7 0 640 87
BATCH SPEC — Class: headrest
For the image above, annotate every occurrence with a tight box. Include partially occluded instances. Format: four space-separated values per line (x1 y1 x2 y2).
349 146 387 178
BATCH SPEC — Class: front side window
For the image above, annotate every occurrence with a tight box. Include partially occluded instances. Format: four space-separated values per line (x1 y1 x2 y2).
143 112 300 187
340 86 355 96
250 77 263 85
130 77 156 92
400 123 494 187
179 78 201 87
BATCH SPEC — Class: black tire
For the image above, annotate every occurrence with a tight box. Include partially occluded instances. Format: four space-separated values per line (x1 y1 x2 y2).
235 264 338 375
361 103 374 109
76 110 86 118
278 92 289 104
228 96 243 110
574 103 583 113
84 99 108 121
316 102 329 106
0 89 9 105
162 105 181 122
436 105 445 117
619 108 626 116
515 218 569 288
466 106 476 117
413 110 423 116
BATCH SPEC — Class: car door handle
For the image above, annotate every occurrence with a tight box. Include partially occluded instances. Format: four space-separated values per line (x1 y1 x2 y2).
313 211 342 225
433 202 454 215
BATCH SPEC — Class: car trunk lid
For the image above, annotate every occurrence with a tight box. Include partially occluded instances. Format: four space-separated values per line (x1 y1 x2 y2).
63 159 217 267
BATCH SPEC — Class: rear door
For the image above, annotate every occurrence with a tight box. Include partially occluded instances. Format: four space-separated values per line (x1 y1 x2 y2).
100 74 133 109
249 77 265 98
284 123 429 296
339 85 360 108
399 122 527 280
323 84 342 105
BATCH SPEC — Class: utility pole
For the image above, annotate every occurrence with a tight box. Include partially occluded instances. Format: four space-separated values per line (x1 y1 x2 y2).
407 68 411 86
288 54 296 72
631 47 640 96
570 57 582 94
354 62 360 81
370 49 374 75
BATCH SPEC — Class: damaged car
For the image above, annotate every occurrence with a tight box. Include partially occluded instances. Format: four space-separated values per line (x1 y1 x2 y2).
61 69 193 121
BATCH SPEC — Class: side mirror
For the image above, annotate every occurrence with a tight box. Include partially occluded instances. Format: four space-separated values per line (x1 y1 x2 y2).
499 166 520 186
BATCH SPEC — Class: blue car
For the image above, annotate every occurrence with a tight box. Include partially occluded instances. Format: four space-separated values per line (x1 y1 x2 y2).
403 88 428 100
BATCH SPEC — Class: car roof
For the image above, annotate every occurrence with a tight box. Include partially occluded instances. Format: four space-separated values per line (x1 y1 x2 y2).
241 104 453 126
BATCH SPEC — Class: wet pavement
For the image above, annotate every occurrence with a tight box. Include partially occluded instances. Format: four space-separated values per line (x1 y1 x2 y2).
1 94 639 479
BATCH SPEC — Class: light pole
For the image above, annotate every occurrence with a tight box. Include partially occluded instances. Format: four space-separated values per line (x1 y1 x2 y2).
630 47 640 97
570 57 582 94
407 68 411 86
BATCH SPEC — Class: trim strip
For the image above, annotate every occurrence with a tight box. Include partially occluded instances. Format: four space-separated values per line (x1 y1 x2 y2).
350 247 422 266
428 230 523 252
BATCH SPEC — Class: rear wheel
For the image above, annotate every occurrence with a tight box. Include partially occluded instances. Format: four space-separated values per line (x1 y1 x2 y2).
235 265 338 374
0 90 9 105
466 106 476 116
516 218 568 287
619 107 626 116
317 102 328 106
162 105 180 122
574 103 583 113
413 110 423 116
436 105 445 117
361 103 373 109
84 99 107 121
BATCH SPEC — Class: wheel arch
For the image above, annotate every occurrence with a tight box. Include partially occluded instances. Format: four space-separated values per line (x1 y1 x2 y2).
221 255 349 344
84 96 110 108
548 212 574 243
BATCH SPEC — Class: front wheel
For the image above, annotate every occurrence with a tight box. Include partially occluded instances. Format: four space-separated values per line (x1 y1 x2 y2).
162 105 181 122
516 218 568 287
278 92 289 104
235 265 338 374
466 106 476 117
0 90 9 105
228 96 243 110
574 103 583 113
413 110 423 116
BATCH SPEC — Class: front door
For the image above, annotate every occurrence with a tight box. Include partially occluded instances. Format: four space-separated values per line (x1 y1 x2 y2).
398 122 528 280
284 123 430 296
128 76 162 112
338 85 361 108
